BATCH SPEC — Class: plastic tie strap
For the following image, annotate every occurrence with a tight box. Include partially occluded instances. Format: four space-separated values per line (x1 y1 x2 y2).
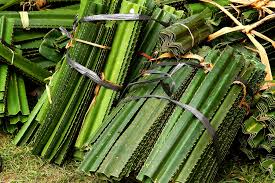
8 47 15 65
19 11 30 30
79 14 170 27
66 53 123 91
122 94 216 139
121 62 194 97
142 64 184 96
156 61 203 68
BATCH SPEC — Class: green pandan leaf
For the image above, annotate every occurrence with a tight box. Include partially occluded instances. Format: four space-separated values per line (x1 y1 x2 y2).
261 156 275 178
0 43 51 83
75 0 147 152
0 9 77 29
243 116 265 135
39 29 68 62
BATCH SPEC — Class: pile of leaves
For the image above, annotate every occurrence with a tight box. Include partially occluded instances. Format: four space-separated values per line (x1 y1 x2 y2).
0 0 274 182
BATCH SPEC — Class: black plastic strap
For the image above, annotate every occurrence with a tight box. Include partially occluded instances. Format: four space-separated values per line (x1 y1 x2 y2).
119 72 173 98
79 14 170 27
60 26 202 95
66 53 123 91
59 27 73 39
122 94 216 139
73 15 79 32
146 71 175 96
134 64 185 96
62 28 123 92
123 63 191 97
156 61 203 68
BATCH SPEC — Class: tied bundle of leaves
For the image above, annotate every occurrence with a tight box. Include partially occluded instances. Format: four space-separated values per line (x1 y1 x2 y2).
15 0 160 164
74 0 148 154
14 0 190 164
158 9 213 56
0 1 79 132
6 1 273 182
0 14 51 133
19 0 111 165
80 44 266 183
127 5 185 82
74 2 186 160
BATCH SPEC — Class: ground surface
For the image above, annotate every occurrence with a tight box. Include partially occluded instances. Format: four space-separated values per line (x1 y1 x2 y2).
0 133 104 183
0 133 274 183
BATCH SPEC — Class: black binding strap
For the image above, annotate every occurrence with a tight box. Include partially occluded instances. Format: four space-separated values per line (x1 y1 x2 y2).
66 53 123 91
156 61 203 68
66 51 196 95
123 63 186 97
79 14 171 27
144 69 176 96
59 27 73 39
122 94 216 139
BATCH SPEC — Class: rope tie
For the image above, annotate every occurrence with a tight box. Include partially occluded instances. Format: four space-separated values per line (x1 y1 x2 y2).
59 27 110 50
74 38 111 50
233 80 250 114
